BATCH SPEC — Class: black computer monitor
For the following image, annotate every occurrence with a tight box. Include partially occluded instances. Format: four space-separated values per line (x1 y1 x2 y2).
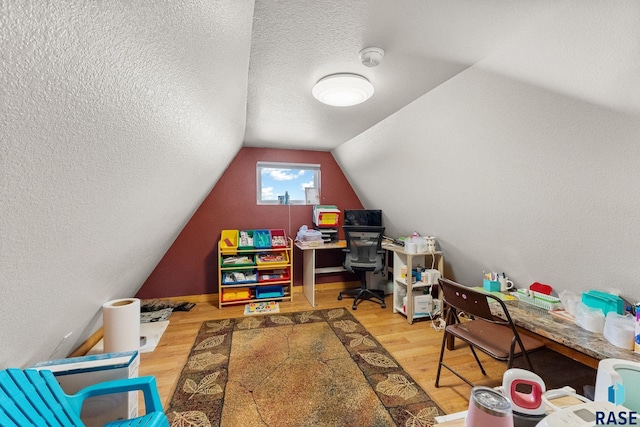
343 209 382 227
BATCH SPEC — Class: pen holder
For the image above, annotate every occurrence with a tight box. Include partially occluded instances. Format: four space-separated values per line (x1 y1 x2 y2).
483 279 501 292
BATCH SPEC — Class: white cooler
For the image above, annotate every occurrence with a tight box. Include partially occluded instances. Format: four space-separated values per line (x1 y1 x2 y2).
31 350 139 427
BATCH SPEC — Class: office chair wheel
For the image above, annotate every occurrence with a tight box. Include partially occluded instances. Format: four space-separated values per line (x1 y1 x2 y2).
352 303 357 310
338 295 343 300
381 302 386 308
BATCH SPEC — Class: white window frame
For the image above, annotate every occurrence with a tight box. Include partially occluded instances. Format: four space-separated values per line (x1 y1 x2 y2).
256 161 321 205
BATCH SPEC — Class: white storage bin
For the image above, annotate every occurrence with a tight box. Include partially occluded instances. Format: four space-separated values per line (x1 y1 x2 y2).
603 312 635 350
575 302 605 334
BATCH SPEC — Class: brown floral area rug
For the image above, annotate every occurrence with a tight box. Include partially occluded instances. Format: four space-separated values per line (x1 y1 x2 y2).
166 308 444 426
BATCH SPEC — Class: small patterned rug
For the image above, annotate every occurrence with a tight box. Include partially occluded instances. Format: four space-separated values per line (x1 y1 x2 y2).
166 308 444 427
140 308 173 323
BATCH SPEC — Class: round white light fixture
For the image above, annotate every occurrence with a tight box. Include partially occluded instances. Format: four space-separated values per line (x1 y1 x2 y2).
312 73 374 107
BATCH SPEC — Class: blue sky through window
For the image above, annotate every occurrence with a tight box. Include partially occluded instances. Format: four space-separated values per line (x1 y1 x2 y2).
259 164 318 202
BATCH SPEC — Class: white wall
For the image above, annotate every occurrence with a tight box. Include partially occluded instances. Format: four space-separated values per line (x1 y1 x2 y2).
0 1 254 368
334 2 640 304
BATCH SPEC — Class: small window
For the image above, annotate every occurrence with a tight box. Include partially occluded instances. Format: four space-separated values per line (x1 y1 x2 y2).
257 162 321 205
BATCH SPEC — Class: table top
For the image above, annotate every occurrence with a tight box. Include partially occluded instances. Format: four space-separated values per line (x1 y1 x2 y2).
294 240 346 250
493 299 640 362
381 240 443 255
294 239 443 256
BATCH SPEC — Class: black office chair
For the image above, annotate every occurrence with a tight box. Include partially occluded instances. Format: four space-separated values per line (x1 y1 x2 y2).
338 226 386 310
435 278 545 388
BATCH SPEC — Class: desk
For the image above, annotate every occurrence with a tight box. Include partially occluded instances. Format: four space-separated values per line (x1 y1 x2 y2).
492 299 640 363
295 241 347 307
296 240 445 312
296 240 402 307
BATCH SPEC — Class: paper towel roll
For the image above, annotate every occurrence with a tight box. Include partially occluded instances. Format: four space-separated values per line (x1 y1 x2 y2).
103 298 140 353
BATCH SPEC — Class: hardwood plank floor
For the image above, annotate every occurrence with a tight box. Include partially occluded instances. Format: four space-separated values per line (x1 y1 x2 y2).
138 288 512 416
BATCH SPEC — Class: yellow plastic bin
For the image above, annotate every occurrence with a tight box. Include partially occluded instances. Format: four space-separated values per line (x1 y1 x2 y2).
220 230 239 254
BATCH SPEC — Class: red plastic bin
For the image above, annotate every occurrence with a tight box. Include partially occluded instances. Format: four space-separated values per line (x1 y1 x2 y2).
270 229 287 248
258 268 290 283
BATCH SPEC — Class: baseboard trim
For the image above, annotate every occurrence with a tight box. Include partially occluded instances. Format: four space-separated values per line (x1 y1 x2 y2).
68 282 360 357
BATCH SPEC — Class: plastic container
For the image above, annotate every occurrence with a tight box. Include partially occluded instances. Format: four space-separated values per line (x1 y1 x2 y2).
575 302 605 334
256 285 284 299
238 230 254 250
316 212 339 227
220 254 255 267
221 287 253 302
253 229 272 249
258 268 290 283
636 303 640 354
516 289 562 311
581 290 624 315
603 312 635 350
483 279 500 292
269 229 287 248
300 229 323 246
220 230 239 254
222 270 257 284
256 251 289 267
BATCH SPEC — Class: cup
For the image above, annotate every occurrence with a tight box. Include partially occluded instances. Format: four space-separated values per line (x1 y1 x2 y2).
499 277 514 292
483 279 501 292
405 241 417 253
467 386 514 427
415 237 428 252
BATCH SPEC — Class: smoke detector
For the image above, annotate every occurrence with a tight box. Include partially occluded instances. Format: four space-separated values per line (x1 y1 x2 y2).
359 47 384 67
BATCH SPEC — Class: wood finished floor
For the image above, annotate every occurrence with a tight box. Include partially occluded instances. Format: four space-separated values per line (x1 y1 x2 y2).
138 288 513 416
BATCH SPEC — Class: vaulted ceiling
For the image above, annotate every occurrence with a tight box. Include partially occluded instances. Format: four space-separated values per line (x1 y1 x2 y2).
243 0 555 150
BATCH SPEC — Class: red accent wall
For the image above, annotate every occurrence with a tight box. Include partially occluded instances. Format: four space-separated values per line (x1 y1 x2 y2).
136 147 364 299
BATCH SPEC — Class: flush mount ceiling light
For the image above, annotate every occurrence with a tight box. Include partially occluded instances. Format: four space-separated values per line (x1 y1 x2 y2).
312 73 374 107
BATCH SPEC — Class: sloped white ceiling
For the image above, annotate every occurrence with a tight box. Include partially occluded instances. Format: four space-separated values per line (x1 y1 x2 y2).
334 1 640 302
243 0 556 150
0 1 254 368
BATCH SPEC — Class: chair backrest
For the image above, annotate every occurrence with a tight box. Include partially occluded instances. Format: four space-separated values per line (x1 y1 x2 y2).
594 359 640 412
343 226 385 272
0 368 83 426
438 277 513 326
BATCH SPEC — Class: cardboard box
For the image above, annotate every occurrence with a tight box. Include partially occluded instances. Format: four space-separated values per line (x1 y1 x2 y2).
31 351 139 427
414 294 434 315
402 294 434 316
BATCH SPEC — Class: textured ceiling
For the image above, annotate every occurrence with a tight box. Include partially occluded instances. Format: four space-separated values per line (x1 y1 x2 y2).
243 0 554 150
